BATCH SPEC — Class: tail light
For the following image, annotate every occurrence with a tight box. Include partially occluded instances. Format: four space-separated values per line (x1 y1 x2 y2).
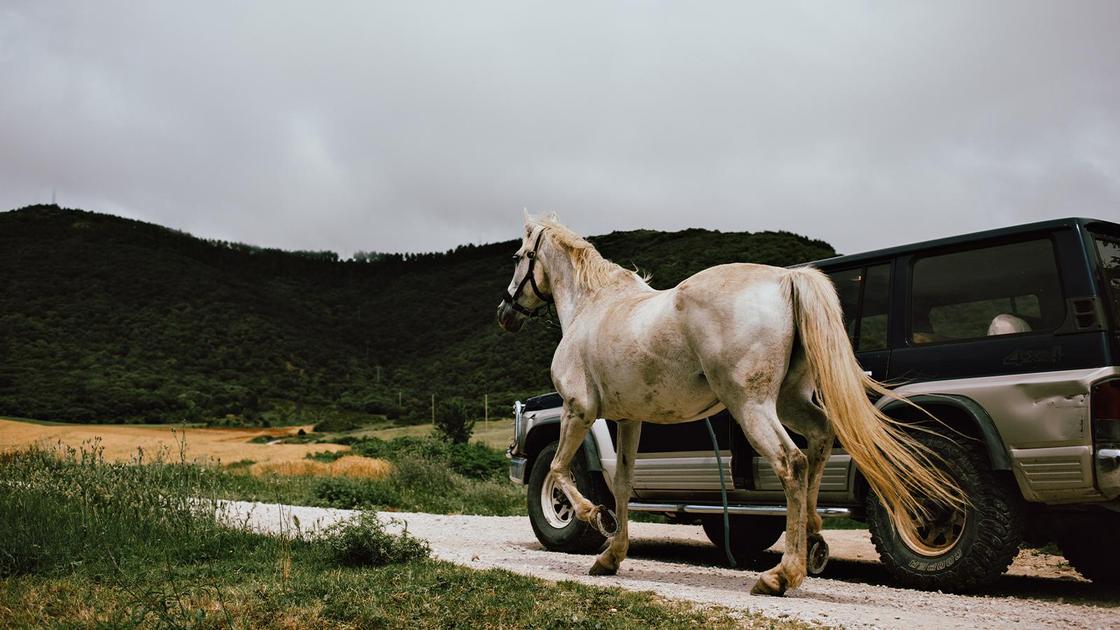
1092 379 1120 445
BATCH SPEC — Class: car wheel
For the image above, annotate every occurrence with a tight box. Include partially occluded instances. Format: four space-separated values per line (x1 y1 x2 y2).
866 432 1024 592
1054 513 1120 586
701 515 785 563
527 441 612 554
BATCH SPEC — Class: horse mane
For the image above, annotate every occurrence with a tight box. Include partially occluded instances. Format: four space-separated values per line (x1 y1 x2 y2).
527 214 649 291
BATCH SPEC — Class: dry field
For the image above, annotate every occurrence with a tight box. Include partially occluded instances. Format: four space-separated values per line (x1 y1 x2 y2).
0 418 348 465
248 455 393 479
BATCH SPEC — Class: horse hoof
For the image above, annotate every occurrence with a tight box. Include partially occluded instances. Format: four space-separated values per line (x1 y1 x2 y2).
807 533 829 576
594 507 619 537
589 559 617 576
750 573 788 596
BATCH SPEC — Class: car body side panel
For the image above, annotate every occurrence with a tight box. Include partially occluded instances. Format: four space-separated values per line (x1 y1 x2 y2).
888 366 1120 502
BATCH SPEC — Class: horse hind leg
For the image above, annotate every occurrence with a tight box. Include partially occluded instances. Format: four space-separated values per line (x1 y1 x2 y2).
730 400 809 596
777 357 835 543
778 390 834 575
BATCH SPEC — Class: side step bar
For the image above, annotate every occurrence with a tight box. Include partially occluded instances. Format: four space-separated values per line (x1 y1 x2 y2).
628 502 852 518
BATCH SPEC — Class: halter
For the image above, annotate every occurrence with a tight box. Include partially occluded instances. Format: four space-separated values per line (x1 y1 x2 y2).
502 228 554 317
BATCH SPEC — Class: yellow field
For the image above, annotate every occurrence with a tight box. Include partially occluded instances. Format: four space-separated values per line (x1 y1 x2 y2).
249 455 393 479
0 415 514 474
0 418 348 465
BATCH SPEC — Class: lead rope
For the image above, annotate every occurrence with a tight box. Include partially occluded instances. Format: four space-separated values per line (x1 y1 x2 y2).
540 303 562 330
704 417 736 568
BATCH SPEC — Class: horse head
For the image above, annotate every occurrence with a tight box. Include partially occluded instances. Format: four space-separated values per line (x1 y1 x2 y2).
497 219 553 332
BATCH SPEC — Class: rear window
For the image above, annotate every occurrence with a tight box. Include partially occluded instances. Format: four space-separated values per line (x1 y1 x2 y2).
910 239 1065 344
1094 232 1120 328
827 263 890 351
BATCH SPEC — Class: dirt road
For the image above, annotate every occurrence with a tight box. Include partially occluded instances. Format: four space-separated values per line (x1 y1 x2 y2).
222 500 1118 629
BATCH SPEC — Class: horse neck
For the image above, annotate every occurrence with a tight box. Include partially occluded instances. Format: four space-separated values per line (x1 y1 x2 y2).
541 243 645 329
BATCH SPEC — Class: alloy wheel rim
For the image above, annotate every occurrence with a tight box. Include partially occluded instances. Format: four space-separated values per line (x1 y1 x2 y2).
899 504 968 557
541 475 574 529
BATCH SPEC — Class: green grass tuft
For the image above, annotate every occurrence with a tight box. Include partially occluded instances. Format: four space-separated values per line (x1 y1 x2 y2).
320 512 430 566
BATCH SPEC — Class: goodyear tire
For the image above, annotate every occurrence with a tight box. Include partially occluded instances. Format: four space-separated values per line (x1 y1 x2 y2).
700 515 785 563
866 432 1024 592
527 441 612 554
1054 513 1120 586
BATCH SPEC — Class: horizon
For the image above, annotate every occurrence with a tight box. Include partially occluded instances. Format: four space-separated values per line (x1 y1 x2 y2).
5 202 840 260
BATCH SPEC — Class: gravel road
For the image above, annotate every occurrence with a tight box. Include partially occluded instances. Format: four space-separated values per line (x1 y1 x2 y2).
220 501 1118 629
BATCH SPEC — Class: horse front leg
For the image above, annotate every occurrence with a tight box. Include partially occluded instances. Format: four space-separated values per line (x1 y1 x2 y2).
590 419 641 576
548 408 612 532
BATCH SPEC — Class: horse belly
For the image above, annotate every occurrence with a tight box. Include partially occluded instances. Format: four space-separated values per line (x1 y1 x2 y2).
596 360 720 423
582 290 729 422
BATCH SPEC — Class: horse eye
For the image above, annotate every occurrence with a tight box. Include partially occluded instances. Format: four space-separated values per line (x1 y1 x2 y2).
511 254 521 261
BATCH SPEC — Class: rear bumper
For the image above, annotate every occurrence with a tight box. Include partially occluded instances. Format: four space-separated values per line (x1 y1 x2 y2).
508 453 528 485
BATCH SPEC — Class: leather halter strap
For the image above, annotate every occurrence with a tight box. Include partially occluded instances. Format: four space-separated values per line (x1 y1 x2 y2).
501 228 553 317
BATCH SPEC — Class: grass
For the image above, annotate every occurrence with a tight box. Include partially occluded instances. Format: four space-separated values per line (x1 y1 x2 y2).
204 435 527 516
349 418 515 450
0 444 805 629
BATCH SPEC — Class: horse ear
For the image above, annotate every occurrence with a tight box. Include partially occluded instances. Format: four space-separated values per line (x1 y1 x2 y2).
523 208 532 236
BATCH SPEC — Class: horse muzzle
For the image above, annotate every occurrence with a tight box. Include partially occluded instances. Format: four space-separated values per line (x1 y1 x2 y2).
497 301 526 332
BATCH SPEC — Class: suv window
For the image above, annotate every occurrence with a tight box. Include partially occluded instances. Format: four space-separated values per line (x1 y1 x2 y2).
910 239 1064 344
861 264 890 351
827 263 890 351
1093 232 1120 328
831 268 862 343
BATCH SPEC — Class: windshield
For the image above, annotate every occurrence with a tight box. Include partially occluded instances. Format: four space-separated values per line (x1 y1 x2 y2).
1093 232 1120 329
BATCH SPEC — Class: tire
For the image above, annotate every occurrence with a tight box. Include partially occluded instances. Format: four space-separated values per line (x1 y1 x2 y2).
866 432 1024 592
701 515 786 563
527 441 613 554
1054 513 1120 586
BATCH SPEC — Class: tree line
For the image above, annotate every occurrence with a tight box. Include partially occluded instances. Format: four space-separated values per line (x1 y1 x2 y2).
0 205 836 425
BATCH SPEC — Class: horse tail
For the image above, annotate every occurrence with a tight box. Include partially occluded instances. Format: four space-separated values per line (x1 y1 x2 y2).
783 267 966 542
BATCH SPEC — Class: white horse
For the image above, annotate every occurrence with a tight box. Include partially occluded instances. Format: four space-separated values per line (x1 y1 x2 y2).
497 214 963 596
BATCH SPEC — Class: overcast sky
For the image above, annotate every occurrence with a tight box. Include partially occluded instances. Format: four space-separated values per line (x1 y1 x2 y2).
2 2 1118 256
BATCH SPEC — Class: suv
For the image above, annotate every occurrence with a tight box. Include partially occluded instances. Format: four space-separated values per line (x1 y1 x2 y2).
507 217 1120 591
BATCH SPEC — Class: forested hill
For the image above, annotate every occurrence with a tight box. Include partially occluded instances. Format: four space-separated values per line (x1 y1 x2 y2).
0 205 836 425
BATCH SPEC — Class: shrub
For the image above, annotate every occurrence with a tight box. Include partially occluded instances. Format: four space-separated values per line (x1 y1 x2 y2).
306 450 347 463
341 436 505 480
447 442 506 480
313 477 400 508
348 437 395 459
320 512 430 566
433 398 476 444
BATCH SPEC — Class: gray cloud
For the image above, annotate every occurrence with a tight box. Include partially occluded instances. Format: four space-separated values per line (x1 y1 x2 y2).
2 1 1118 256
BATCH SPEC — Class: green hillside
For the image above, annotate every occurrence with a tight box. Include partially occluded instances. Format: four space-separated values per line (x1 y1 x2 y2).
0 205 835 425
